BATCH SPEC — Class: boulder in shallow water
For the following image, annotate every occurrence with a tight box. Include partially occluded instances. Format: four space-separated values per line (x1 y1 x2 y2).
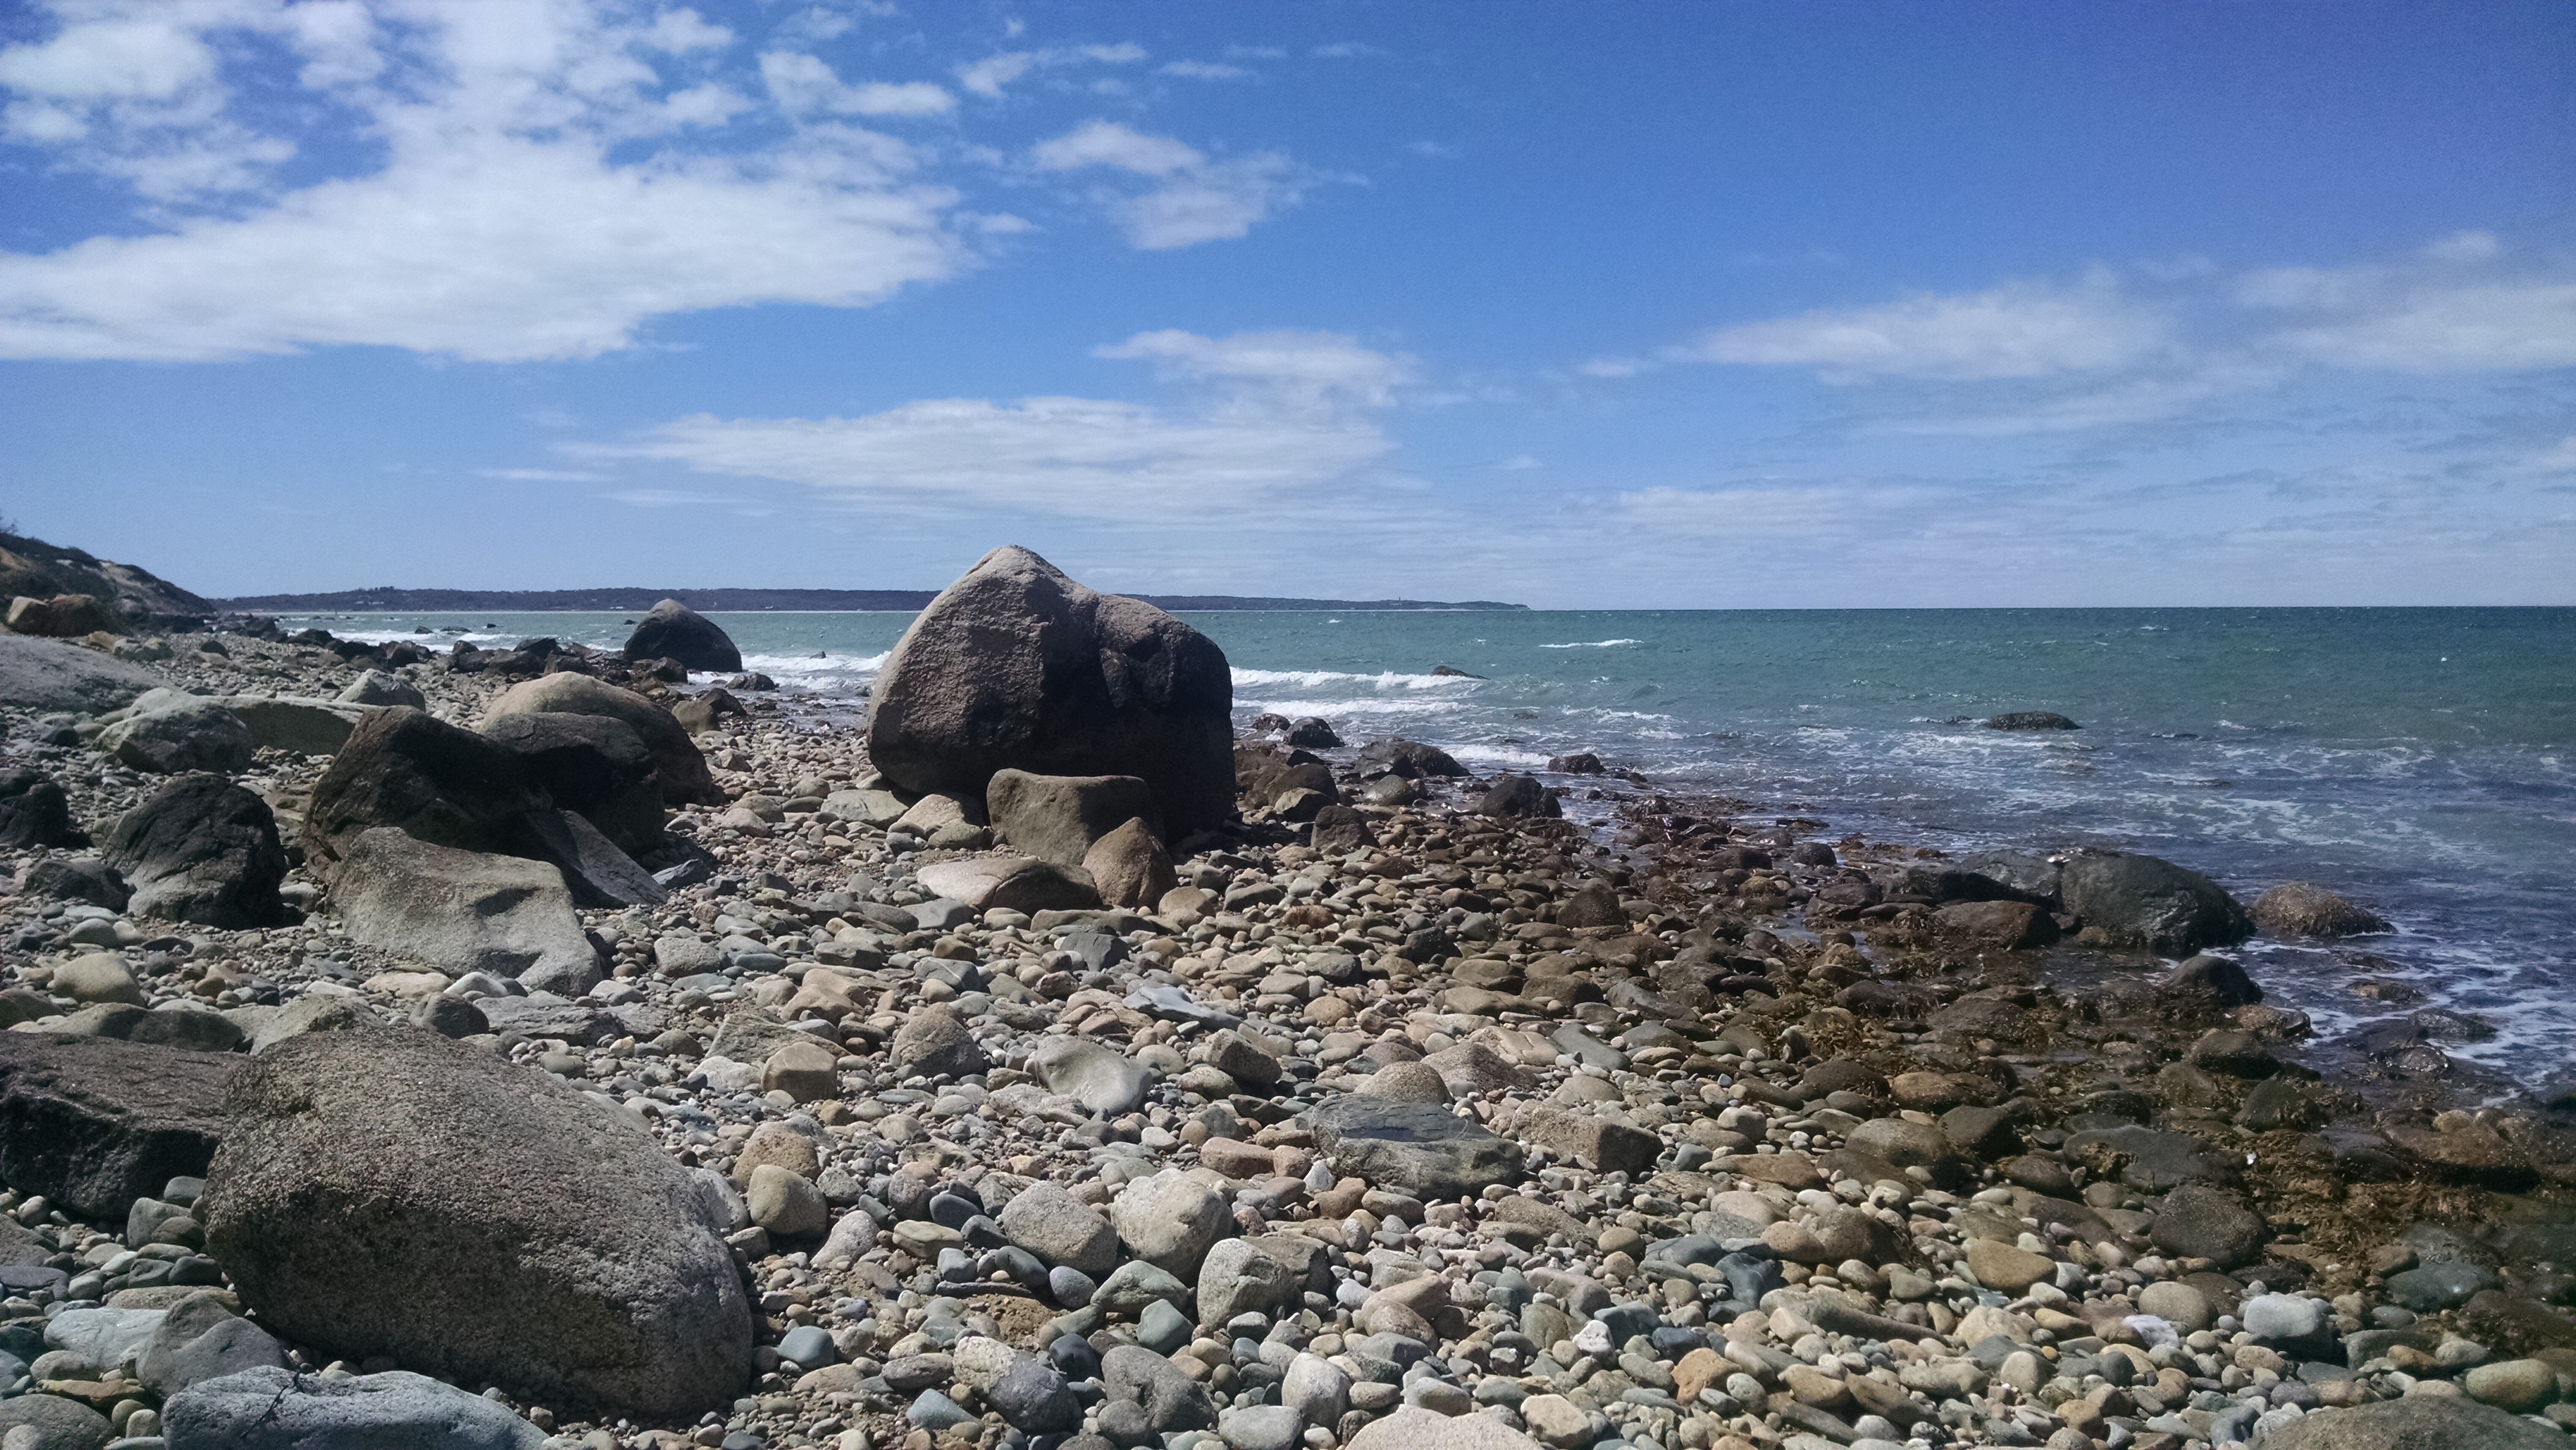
621 598 741 673
1477 774 1559 819
866 546 1234 838
202 1025 754 1420
2060 850 2252 953
2252 881 2390 938
1984 711 2079 730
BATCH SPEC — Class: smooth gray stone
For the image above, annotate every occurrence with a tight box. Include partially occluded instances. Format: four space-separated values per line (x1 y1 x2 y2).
163 1367 546 1449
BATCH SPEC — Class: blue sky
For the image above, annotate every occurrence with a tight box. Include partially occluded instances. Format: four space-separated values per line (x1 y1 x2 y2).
2 0 2571 607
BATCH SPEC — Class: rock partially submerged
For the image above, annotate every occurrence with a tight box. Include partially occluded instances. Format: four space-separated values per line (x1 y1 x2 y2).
621 598 741 674
202 1025 754 1420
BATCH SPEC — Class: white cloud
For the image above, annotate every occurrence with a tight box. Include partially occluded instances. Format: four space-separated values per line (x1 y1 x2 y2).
0 3 973 361
0 18 213 98
953 42 1145 98
1094 327 1413 407
1159 60 1252 80
1679 278 2168 382
2254 273 2576 374
642 10 733 54
2425 230 2502 263
1030 122 1313 249
1225 45 1287 60
760 52 953 116
1030 120 1202 176
600 328 1406 517
1311 42 1385 59
1577 357 1648 379
0 125 964 362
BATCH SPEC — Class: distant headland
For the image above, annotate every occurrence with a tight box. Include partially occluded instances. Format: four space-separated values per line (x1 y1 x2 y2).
206 587 1530 613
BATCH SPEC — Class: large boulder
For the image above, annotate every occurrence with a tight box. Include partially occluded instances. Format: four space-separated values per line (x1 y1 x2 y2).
0 633 161 714
165 1365 547 1449
301 707 551 874
481 712 667 856
0 1033 228 1217
100 773 287 928
305 708 661 908
98 697 256 774
621 599 741 673
329 828 600 994
2060 851 2252 953
484 674 722 807
986 769 1163 866
201 1025 754 1420
866 547 1234 838
5 591 114 637
0 767 80 848
1304 1095 1525 1200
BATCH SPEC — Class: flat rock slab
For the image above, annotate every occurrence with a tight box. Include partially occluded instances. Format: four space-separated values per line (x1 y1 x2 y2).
1303 1095 1524 1200
0 634 162 714
165 1365 546 1449
2258 1394 2566 1449
0 1033 229 1218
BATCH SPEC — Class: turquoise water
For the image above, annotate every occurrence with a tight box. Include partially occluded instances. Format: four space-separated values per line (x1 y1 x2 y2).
295 606 2576 1083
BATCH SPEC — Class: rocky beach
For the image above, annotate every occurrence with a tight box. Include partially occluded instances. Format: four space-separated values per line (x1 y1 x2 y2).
0 541 2571 1450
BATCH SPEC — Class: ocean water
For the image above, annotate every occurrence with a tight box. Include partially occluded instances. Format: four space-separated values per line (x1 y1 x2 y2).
292 606 2576 1085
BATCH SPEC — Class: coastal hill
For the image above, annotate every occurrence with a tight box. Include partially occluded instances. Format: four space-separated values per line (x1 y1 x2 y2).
0 529 215 627
209 586 1530 613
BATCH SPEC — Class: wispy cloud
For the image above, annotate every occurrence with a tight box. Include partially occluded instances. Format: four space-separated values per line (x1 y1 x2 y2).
595 329 1410 518
953 42 1146 99
1675 274 2168 383
1029 120 1318 250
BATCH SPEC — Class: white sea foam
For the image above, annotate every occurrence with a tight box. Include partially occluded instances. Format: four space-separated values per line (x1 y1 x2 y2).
1538 639 1640 649
1231 668 1474 691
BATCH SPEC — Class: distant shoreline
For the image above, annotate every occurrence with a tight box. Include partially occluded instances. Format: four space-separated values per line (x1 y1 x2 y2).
210 587 1529 613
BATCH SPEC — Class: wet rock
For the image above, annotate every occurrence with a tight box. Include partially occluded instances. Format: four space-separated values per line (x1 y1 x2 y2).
1935 898 2057 949
2253 881 2391 938
2148 1183 2265 1268
2060 851 2252 953
621 599 740 673
202 1024 754 1419
1985 712 2079 730
1477 775 1559 819
100 772 287 928
867 547 1236 837
1355 739 1466 779
2385 1260 2497 1312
